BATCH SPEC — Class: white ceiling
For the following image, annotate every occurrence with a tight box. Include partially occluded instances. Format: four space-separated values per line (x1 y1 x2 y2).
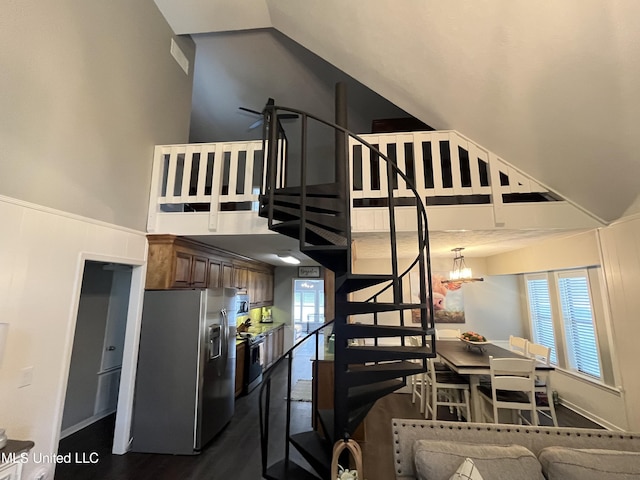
190 228 586 267
152 1 635 264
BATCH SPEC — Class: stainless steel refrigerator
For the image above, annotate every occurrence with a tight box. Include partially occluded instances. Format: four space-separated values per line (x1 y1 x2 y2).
130 288 236 455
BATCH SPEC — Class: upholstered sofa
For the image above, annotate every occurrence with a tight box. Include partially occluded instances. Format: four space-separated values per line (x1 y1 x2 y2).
392 419 640 480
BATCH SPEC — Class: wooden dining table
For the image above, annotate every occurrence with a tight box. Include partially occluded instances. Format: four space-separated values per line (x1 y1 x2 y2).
434 340 554 422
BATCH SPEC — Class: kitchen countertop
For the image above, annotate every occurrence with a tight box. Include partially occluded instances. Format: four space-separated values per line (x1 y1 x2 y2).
235 322 284 345
247 321 284 335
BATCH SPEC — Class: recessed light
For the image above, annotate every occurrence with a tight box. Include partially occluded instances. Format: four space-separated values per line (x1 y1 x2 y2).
277 254 300 265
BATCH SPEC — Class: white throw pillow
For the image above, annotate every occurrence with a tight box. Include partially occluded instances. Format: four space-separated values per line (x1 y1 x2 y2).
449 458 484 480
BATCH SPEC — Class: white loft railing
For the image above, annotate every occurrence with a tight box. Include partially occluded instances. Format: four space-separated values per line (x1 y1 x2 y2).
147 130 558 233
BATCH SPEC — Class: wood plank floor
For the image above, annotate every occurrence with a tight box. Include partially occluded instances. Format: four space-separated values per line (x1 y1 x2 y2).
56 364 602 480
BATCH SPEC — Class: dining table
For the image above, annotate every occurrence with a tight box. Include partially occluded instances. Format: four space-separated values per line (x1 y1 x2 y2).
434 339 555 422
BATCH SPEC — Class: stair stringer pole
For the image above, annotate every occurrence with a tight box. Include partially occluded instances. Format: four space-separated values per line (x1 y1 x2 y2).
334 81 352 444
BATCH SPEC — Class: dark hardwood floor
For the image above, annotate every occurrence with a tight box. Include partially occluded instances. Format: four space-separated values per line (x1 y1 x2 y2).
56 362 307 480
56 365 602 480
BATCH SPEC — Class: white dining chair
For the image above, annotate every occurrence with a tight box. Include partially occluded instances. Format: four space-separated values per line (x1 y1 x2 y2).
526 342 559 427
478 356 538 426
436 328 461 340
424 358 471 422
509 335 529 356
408 336 427 414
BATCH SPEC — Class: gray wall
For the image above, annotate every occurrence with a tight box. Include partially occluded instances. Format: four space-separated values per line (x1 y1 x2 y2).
273 266 298 349
1 0 195 230
189 29 410 142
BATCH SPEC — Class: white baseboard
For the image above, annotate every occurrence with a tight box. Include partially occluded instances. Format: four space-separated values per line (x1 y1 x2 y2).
60 409 116 439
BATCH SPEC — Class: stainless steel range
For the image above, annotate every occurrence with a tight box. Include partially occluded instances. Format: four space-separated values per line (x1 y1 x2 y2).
242 333 264 393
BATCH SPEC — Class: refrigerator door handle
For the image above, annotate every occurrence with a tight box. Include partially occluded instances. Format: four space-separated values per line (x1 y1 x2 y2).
208 324 221 360
220 308 229 362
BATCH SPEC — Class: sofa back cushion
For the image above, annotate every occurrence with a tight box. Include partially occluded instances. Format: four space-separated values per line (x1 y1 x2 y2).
413 439 544 480
538 447 640 480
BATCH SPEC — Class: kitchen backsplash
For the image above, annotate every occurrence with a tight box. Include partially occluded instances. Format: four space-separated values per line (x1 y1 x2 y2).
236 307 273 326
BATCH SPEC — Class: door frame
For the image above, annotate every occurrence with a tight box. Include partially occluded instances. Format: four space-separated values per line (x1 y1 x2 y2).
58 252 147 455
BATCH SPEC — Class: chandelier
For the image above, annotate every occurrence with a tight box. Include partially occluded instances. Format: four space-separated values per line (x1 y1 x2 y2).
441 247 484 285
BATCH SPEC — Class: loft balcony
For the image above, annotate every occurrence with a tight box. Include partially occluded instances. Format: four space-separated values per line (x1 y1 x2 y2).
146 129 601 249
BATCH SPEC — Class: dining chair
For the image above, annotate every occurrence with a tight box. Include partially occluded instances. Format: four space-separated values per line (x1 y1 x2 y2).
435 328 461 340
424 358 471 422
508 335 529 356
478 355 538 426
526 342 559 426
408 336 427 414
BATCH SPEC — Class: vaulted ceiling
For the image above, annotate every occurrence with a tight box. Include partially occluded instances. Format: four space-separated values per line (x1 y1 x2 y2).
153 0 640 226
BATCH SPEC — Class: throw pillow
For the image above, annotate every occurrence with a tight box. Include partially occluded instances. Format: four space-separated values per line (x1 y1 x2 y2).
413 439 544 480
538 447 640 480
449 458 484 480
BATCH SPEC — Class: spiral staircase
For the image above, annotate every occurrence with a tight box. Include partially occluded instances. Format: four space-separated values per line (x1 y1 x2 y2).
257 86 437 480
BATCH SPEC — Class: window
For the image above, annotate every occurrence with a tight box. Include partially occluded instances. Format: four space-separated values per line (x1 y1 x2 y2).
557 271 601 379
525 274 557 364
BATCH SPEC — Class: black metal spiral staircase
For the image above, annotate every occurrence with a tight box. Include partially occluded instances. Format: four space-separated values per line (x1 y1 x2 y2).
257 88 437 480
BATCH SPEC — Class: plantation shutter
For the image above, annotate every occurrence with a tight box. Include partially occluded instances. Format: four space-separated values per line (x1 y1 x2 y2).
525 275 557 364
557 272 601 378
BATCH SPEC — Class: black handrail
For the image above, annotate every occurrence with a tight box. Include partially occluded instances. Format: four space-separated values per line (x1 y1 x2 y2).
258 101 436 470
258 319 336 476
263 104 434 331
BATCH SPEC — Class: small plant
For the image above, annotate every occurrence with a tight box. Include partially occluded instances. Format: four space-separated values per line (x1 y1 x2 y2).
337 466 358 480
460 331 487 342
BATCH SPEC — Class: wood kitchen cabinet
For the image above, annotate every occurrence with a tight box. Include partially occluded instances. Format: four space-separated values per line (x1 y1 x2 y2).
208 259 222 288
263 324 285 370
146 235 274 299
233 266 249 290
222 263 234 289
146 237 210 289
249 269 274 307
235 341 246 398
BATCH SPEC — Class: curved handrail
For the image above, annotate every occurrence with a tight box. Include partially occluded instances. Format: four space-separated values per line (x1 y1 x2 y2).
265 104 434 327
258 318 336 475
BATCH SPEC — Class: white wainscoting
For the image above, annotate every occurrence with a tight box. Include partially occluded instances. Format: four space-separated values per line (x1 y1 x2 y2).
0 194 147 480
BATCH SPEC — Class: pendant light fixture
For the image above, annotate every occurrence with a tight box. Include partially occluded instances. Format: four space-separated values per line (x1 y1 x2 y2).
441 247 484 285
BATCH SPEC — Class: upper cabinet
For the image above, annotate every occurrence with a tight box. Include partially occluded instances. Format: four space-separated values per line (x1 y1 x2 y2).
146 235 274 306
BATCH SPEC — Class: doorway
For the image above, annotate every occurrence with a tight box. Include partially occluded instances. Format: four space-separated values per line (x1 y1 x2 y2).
292 279 325 343
59 260 135 456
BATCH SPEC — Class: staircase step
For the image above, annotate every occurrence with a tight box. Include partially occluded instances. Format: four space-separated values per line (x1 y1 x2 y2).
346 361 425 387
262 193 345 214
337 300 426 316
263 459 321 480
290 431 332 479
346 403 374 438
345 345 432 363
302 246 348 273
306 223 348 246
271 221 348 247
269 183 342 198
316 409 334 442
268 204 347 232
335 273 394 294
348 379 405 410
270 221 335 246
340 323 434 339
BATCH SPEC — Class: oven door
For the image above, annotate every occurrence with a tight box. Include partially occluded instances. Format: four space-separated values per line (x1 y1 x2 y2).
245 339 264 393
